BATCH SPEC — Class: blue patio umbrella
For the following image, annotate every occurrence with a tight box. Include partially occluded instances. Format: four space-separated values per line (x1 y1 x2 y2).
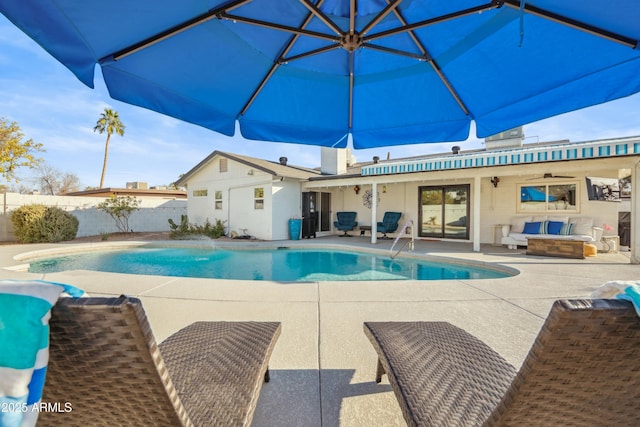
2 1 640 149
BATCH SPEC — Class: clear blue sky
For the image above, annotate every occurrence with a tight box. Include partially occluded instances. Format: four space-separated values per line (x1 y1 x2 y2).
2 14 640 190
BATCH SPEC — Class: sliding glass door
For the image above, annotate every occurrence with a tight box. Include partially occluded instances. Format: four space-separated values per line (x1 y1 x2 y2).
419 185 469 239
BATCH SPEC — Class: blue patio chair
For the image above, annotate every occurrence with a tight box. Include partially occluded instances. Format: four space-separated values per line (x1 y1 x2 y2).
334 212 358 236
377 212 402 239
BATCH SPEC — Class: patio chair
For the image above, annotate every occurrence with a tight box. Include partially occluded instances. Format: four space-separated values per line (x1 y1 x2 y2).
39 295 281 427
364 299 640 427
334 211 358 236
377 212 402 239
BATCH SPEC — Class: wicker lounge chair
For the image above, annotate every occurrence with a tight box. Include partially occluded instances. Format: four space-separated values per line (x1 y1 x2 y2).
364 299 640 427
38 296 281 427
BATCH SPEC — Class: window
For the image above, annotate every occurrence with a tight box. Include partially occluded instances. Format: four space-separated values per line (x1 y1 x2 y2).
219 158 228 172
215 191 222 210
518 182 578 212
254 187 264 209
192 189 207 197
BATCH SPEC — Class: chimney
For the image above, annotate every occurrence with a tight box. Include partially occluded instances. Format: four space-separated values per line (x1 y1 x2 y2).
279 156 288 166
451 146 460 154
320 147 348 175
373 156 380 164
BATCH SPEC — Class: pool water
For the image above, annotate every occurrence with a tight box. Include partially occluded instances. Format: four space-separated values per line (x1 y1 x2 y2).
28 247 512 281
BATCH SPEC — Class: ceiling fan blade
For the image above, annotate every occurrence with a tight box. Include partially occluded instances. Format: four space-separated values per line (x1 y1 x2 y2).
526 173 575 181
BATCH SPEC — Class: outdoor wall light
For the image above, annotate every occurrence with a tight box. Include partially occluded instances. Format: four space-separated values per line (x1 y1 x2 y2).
382 185 387 193
354 185 360 194
491 176 500 188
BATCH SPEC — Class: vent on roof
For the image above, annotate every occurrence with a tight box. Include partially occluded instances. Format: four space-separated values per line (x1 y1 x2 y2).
373 156 380 164
485 127 524 149
279 157 288 166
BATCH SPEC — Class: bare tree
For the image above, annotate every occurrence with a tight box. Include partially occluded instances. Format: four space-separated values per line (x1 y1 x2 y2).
36 163 81 195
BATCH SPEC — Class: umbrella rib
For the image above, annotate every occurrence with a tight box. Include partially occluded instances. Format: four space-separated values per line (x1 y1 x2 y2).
360 0 403 37
240 0 328 116
363 1 500 43
361 43 427 60
281 44 342 63
348 0 356 130
109 0 253 61
383 0 470 116
350 0 356 34
502 0 637 48
221 13 340 43
349 51 354 130
299 0 344 36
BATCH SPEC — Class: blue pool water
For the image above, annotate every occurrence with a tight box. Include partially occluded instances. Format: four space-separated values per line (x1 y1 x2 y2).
28 247 512 281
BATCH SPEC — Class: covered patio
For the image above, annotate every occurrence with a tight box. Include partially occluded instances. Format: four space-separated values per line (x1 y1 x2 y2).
305 137 640 263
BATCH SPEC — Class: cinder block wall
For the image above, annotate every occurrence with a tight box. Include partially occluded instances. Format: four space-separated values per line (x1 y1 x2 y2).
0 193 187 241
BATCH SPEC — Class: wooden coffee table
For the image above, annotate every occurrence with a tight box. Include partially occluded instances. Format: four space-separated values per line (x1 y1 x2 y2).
526 237 586 259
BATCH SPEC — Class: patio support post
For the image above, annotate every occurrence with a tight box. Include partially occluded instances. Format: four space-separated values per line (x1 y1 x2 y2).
630 162 640 264
371 182 378 244
472 176 481 252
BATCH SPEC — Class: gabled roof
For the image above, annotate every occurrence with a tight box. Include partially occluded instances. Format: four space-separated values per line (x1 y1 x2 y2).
175 150 322 186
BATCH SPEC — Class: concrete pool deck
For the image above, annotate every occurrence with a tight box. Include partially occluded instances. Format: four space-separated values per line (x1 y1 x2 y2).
1 236 637 426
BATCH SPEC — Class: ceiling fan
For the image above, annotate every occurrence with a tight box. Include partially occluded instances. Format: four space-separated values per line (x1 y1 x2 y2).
527 173 575 180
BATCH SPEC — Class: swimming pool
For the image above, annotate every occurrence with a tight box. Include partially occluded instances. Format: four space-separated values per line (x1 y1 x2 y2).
27 246 512 281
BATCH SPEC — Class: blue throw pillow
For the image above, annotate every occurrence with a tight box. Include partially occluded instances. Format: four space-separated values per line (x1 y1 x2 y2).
547 221 564 235
0 280 84 427
523 221 541 234
559 223 574 235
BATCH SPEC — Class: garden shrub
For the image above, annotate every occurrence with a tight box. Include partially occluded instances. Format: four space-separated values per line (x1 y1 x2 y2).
168 216 226 239
11 204 78 243
96 195 140 233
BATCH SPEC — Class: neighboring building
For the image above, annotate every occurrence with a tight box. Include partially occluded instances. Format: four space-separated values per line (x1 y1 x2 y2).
65 187 187 199
176 135 640 261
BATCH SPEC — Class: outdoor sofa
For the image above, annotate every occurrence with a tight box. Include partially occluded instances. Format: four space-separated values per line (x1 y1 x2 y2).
38 296 281 427
364 299 640 427
500 215 601 249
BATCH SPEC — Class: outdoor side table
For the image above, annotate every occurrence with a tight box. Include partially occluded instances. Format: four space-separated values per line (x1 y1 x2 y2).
492 224 510 246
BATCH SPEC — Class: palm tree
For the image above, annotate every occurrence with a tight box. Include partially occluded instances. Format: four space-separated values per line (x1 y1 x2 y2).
93 108 125 188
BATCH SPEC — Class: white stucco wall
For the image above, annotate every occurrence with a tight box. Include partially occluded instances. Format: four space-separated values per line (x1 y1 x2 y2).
479 172 622 243
272 180 303 240
0 192 186 241
183 156 305 240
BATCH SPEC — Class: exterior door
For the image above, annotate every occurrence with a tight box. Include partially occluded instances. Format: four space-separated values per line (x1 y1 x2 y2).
302 192 317 238
419 185 470 239
303 191 332 236
320 192 331 232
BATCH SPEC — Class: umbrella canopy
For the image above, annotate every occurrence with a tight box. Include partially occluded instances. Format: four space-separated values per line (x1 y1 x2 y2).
3 1 640 149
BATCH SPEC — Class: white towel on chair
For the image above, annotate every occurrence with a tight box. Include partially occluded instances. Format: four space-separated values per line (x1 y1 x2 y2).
591 281 640 316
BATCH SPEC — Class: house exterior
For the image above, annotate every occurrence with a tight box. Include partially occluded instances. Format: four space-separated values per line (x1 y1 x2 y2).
176 135 640 262
175 151 322 240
